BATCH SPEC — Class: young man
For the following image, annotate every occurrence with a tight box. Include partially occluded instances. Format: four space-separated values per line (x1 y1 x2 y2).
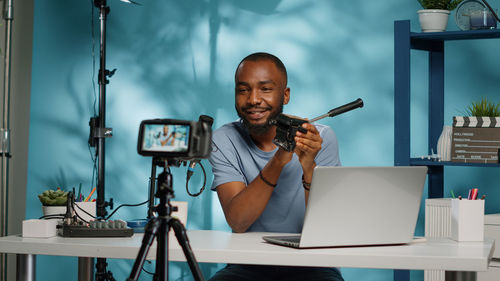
208 52 343 281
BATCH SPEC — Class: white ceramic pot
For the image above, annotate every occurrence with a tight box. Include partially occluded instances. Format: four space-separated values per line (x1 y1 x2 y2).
42 206 66 218
417 9 450 32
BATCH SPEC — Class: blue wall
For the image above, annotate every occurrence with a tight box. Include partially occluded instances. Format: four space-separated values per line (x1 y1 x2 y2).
26 0 500 280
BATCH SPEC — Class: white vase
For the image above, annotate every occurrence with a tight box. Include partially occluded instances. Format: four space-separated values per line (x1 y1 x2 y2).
418 9 450 32
437 125 453 161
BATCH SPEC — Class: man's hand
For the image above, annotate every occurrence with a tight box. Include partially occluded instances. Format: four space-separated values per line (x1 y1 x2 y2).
294 123 322 177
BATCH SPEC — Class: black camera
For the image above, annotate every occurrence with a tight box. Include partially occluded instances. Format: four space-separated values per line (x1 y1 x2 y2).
137 115 213 160
271 98 364 151
272 114 309 152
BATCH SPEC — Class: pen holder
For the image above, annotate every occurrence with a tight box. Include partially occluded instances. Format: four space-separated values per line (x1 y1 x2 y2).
75 201 96 222
451 199 484 242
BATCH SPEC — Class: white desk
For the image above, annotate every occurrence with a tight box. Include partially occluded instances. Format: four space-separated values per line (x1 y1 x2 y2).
0 230 495 280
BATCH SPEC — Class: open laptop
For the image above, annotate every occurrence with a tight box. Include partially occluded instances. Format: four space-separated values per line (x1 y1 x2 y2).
262 166 428 248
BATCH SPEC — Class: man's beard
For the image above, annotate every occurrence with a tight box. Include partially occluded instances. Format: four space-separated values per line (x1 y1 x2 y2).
236 102 284 136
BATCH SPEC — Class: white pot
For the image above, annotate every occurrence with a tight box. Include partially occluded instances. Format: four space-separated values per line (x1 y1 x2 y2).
42 206 66 218
417 9 450 32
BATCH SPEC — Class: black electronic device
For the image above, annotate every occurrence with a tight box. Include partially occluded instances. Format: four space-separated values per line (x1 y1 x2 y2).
271 98 364 151
137 115 213 160
129 116 212 281
60 220 133 237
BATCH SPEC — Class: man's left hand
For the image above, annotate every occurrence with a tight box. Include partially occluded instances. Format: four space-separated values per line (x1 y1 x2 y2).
294 122 322 174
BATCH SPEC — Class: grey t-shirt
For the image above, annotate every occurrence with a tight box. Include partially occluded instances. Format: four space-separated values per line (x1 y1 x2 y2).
209 120 340 233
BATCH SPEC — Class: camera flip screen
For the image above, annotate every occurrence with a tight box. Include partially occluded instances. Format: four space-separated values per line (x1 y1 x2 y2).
141 124 190 153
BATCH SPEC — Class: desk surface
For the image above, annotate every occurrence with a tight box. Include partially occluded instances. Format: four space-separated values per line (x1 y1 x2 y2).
0 230 494 271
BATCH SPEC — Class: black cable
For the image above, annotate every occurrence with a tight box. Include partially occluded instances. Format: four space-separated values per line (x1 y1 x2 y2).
185 162 207 197
480 0 500 22
141 261 154 276
104 200 148 221
39 214 65 220
72 200 96 224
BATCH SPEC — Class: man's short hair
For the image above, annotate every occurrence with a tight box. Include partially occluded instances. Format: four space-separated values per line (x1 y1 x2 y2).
235 52 288 85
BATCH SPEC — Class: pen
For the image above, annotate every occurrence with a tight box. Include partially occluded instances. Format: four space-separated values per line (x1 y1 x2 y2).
481 195 486 200
450 190 456 199
471 188 478 200
84 187 96 202
77 183 82 202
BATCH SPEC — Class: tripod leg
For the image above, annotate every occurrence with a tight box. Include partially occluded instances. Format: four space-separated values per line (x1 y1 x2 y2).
170 218 205 281
155 216 168 281
127 218 161 281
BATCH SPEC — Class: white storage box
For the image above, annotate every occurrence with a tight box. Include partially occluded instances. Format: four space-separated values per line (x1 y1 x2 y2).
484 214 500 258
22 219 58 238
477 259 500 281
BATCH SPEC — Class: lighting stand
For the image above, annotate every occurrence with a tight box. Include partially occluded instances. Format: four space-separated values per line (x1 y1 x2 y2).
88 0 116 280
0 1 13 281
127 158 205 281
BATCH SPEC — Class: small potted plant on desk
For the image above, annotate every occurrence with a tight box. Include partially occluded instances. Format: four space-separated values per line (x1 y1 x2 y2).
38 188 68 219
417 0 464 32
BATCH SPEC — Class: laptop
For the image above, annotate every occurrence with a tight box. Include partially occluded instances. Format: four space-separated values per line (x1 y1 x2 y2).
262 166 428 248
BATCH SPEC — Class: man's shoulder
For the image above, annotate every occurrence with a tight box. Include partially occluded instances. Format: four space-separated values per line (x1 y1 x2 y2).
212 120 246 143
213 121 240 137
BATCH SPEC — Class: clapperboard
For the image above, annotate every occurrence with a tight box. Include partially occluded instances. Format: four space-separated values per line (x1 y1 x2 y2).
451 116 500 163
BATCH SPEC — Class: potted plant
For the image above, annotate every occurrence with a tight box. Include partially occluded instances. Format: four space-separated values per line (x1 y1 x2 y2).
38 188 68 218
417 0 464 32
450 97 500 163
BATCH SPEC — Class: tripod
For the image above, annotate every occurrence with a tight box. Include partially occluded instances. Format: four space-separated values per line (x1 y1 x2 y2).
127 158 205 281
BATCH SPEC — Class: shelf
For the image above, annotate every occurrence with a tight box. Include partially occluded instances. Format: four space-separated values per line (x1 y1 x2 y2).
411 29 500 41
410 158 500 167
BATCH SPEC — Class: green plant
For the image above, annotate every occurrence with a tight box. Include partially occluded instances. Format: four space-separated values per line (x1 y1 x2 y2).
38 188 68 206
418 0 464 10
464 97 500 117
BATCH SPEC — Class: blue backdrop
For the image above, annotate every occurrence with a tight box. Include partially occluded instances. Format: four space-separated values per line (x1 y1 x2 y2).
26 0 500 280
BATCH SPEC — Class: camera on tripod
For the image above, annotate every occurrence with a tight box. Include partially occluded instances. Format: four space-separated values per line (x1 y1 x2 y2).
271 98 364 151
137 115 213 160
129 115 214 281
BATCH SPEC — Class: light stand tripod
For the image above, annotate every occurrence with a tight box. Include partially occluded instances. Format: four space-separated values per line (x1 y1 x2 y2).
128 158 205 281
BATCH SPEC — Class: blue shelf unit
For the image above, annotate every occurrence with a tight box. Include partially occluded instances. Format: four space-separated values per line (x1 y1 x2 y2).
393 20 500 281
394 20 500 199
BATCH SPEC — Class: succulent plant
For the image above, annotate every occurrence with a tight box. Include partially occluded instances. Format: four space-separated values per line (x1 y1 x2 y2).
38 188 68 206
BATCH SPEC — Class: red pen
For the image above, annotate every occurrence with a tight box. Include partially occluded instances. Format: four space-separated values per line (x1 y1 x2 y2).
471 188 479 200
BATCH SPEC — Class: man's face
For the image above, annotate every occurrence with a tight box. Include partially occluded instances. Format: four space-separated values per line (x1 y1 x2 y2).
235 59 289 135
163 126 169 135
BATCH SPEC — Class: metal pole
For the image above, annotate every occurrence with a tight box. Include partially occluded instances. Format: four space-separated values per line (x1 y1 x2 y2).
78 257 94 281
16 254 35 281
1 1 13 281
96 0 107 219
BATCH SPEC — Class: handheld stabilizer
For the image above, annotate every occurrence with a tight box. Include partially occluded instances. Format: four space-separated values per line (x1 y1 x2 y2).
271 98 364 151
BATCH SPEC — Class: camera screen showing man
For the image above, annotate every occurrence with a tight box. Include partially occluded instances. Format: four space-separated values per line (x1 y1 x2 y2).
141 124 189 152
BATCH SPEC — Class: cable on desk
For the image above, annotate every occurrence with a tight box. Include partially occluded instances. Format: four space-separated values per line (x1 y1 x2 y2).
105 200 148 221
